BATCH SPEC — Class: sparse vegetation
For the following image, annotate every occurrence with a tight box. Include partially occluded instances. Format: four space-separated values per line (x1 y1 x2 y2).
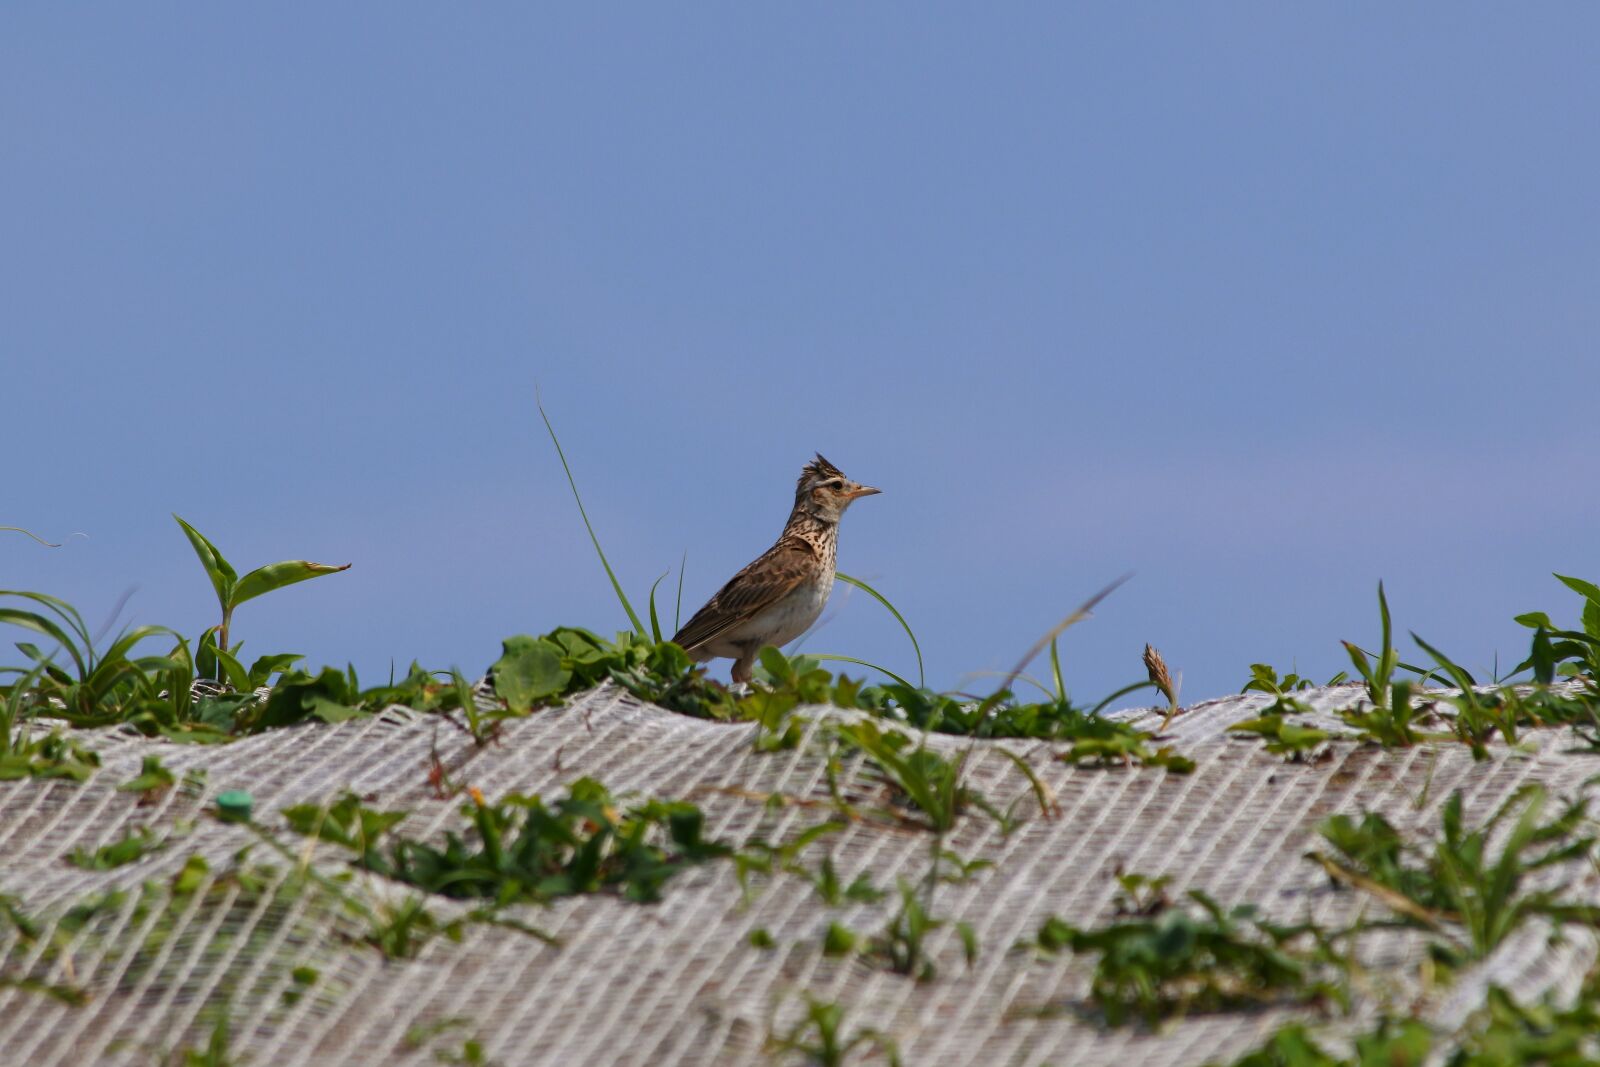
1026 874 1346 1027
283 779 732 906
6 433 1600 1064
1310 783 1600 968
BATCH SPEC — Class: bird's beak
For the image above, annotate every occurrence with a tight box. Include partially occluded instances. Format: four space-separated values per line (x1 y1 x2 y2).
846 484 881 500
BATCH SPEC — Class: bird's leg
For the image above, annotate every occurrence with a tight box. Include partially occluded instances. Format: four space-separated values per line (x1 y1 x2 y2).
731 648 756 685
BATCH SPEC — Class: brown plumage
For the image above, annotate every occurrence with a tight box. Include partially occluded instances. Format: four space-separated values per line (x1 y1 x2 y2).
672 454 879 683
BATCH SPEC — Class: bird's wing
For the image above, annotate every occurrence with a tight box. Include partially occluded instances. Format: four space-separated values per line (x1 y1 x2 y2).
670 539 815 653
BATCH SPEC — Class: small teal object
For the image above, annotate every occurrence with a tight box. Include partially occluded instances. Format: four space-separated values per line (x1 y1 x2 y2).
216 790 253 823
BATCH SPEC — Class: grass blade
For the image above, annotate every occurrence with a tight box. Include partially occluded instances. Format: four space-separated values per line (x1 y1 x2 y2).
674 550 687 634
1087 680 1156 718
836 573 923 688
537 398 647 639
807 653 915 689
980 574 1133 717
992 744 1057 821
1 526 59 548
647 569 669 644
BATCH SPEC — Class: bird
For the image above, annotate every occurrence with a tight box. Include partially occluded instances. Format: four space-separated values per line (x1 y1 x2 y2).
671 454 879 684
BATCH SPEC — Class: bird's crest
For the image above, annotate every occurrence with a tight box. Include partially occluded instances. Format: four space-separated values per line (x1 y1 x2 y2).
796 453 846 494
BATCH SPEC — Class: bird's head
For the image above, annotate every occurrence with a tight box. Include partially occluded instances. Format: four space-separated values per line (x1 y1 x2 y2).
794 453 880 522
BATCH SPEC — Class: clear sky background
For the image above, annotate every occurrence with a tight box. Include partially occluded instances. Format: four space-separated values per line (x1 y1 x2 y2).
4 7 1597 708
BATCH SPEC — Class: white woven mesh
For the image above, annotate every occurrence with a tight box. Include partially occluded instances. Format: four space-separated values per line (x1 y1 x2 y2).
3 682 1597 1065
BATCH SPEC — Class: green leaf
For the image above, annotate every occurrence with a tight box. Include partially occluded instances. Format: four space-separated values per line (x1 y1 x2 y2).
0 607 86 678
308 696 365 724
172 854 210 894
538 399 648 639
246 652 303 689
823 922 858 955
1554 573 1600 607
647 570 669 644
491 636 572 712
836 573 924 688
757 645 796 684
118 756 176 795
807 653 914 689
173 515 238 608
232 559 351 608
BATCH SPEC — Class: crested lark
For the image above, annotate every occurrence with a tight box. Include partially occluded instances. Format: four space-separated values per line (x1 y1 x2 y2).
672 454 879 684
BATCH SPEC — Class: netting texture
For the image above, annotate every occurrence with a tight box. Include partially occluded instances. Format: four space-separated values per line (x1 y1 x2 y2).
3 682 1598 1065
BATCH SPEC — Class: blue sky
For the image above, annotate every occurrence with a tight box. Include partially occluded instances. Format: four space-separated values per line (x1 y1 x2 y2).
4 7 1597 707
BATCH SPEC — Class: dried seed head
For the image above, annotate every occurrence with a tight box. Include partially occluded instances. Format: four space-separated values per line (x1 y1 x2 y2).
1144 644 1175 706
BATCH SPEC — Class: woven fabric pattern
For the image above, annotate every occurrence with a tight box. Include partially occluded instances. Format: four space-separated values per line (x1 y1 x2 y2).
3 683 1596 1065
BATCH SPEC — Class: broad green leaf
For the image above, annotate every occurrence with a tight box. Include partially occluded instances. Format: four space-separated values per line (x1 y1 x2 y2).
492 635 571 712
118 756 176 794
757 645 795 683
212 645 251 691
308 696 365 724
232 560 351 608
1554 573 1600 607
173 515 237 607
246 652 303 688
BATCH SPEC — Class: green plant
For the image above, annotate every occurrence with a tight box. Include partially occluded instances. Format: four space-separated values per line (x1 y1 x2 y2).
1030 880 1344 1027
120 754 177 800
1053 713 1196 772
1 590 193 727
829 719 973 833
403 1019 502 1067
1446 977 1600 1066
734 821 845 901
1109 871 1173 915
1343 582 1435 707
1229 698 1334 760
764 997 900 1067
801 854 885 907
1 667 100 781
174 514 349 656
1514 573 1600 682
863 878 977 982
1334 583 1473 749
1337 679 1443 748
251 662 466 733
284 779 732 906
174 1011 239 1067
67 825 167 870
489 627 736 721
1224 967 1600 1067
1219 1018 1432 1066
1241 663 1349 697
1311 784 1600 967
